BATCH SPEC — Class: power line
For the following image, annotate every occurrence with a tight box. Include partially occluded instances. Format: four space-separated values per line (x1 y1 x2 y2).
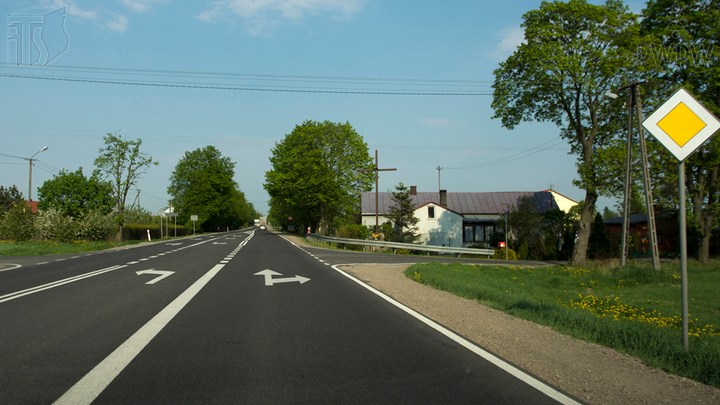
0 73 490 95
444 137 567 170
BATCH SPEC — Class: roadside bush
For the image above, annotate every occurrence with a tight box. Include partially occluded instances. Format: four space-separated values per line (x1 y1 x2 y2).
77 209 115 241
124 223 187 240
34 207 77 242
491 247 518 261
337 224 371 240
0 202 34 241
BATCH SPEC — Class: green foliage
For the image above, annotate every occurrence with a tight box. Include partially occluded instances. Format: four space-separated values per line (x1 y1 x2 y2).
122 223 186 240
34 207 77 242
491 247 518 261
94 133 158 241
640 0 720 264
602 206 620 220
337 224 370 240
168 146 252 232
0 239 140 256
387 183 420 244
123 207 153 225
76 209 115 241
380 221 395 242
588 212 613 258
0 202 34 241
0 185 24 218
264 120 373 233
37 167 113 218
517 240 529 260
405 261 720 387
492 0 641 265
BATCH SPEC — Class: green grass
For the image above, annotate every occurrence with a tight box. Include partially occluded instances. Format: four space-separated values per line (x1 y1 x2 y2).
405 260 720 387
0 239 141 256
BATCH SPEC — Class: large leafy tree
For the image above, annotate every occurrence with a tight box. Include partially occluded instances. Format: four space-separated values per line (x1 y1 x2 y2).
94 133 158 242
264 120 373 234
492 0 640 265
37 167 113 218
640 0 720 263
168 146 253 232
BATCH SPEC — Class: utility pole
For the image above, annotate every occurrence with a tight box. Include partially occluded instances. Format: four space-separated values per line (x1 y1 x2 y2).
619 82 661 271
25 146 48 205
358 150 396 235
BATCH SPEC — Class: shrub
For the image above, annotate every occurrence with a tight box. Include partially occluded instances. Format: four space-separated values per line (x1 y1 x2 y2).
0 202 34 241
77 209 115 241
337 224 371 240
491 247 518 261
517 240 529 260
34 207 77 242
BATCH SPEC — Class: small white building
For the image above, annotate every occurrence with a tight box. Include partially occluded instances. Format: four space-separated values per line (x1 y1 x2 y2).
361 187 577 248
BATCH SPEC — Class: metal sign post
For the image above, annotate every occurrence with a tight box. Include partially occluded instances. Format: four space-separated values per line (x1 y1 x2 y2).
642 87 720 351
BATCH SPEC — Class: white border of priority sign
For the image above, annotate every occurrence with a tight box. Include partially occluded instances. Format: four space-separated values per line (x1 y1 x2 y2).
642 88 720 162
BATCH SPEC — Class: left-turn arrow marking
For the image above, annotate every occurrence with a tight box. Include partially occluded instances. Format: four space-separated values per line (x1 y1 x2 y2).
136 269 175 285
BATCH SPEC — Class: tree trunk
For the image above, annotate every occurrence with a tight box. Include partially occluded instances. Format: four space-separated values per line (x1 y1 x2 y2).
571 189 598 265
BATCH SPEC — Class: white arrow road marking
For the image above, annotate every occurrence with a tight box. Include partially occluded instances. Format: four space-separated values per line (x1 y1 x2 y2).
166 243 182 246
254 269 310 286
213 242 227 245
136 269 175 285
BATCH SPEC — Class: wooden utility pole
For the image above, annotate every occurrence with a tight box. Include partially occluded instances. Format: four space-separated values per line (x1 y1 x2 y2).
358 150 396 234
620 82 661 271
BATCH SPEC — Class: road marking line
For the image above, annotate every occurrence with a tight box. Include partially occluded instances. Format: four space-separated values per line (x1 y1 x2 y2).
0 265 127 304
0 263 22 272
53 232 254 405
331 264 582 405
53 264 226 405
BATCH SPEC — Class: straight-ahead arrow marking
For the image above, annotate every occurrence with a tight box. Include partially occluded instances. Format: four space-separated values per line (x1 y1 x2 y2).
136 269 175 285
253 269 310 286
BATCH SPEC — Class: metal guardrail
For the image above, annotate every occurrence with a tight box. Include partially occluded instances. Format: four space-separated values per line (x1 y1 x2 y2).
305 233 495 258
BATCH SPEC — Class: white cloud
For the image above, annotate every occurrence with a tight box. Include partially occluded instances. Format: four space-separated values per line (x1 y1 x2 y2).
196 0 366 35
106 14 129 32
117 0 167 13
490 26 525 61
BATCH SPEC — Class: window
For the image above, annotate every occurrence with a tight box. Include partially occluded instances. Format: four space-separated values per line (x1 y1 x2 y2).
428 206 435 219
464 223 495 243
464 225 473 242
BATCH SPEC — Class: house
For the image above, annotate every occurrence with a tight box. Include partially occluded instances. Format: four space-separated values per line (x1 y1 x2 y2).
361 187 578 248
604 214 678 256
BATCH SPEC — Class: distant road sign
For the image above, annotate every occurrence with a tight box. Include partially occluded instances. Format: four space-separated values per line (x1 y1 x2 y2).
642 88 720 161
191 215 198 221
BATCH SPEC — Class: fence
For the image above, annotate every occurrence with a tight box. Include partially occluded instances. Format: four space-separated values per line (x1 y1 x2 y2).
305 233 494 258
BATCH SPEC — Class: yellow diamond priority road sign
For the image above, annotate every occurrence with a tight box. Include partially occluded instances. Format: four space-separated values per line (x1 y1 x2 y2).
642 88 720 161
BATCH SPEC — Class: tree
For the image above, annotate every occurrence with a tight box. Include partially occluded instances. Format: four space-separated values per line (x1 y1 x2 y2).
508 195 544 253
37 167 113 218
387 183 420 244
0 202 34 241
0 185 24 218
264 120 373 234
492 0 640 265
168 146 252 232
588 212 613 258
640 0 720 264
94 133 157 242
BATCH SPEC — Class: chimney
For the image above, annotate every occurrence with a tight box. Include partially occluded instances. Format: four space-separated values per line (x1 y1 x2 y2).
410 185 417 195
440 189 447 207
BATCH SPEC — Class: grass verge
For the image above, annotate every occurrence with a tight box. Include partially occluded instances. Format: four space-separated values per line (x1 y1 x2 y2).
0 239 142 256
405 260 720 387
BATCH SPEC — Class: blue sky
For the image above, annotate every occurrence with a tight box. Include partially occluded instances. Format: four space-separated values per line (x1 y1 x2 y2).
1 0 647 216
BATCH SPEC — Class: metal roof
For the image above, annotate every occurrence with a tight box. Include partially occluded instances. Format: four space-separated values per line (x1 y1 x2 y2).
362 191 558 215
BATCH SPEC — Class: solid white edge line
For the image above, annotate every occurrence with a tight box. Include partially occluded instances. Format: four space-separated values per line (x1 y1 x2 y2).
53 264 227 405
330 264 582 405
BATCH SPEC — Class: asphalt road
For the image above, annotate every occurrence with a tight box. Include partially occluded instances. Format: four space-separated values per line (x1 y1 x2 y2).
0 230 581 404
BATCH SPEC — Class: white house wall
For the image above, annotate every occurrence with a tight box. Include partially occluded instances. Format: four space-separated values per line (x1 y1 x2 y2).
416 204 463 248
361 215 391 229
